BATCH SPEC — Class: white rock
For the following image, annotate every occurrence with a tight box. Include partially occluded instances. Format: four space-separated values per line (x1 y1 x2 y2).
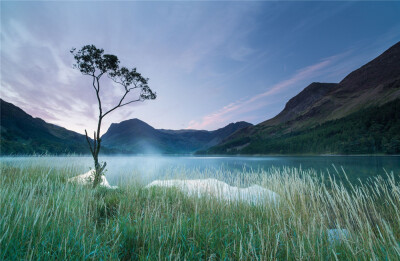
68 170 118 189
146 178 279 205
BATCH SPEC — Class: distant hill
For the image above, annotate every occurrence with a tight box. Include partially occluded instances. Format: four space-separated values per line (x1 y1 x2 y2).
0 99 252 155
0 99 89 155
201 41 400 155
101 119 252 154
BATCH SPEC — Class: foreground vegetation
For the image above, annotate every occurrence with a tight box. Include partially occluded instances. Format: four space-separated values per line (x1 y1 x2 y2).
1 162 400 260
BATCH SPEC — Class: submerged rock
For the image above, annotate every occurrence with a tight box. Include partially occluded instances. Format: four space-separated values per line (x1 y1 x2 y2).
146 178 279 205
68 170 118 189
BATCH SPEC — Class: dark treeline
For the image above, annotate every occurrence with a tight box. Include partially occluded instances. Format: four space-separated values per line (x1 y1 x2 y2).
2 99 400 156
204 99 400 155
0 137 89 155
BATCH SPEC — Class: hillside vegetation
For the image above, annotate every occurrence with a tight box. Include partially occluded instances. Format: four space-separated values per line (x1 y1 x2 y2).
202 99 400 155
0 99 89 155
0 99 251 155
102 119 252 154
202 41 400 155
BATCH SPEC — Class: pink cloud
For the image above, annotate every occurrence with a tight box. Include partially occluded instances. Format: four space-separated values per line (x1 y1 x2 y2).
186 55 341 130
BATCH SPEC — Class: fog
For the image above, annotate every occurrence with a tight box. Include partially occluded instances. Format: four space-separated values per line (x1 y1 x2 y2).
1 155 399 187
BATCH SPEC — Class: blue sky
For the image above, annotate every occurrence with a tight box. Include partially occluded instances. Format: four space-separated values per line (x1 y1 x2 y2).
1 1 400 134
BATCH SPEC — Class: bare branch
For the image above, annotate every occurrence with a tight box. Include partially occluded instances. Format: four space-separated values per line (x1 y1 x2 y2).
108 75 126 87
99 162 107 173
108 71 141 91
85 130 94 157
103 98 142 118
120 98 143 107
102 89 129 118
97 72 105 79
95 77 102 117
92 75 98 92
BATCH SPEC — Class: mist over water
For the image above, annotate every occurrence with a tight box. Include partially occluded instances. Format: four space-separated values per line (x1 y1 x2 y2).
1 156 399 186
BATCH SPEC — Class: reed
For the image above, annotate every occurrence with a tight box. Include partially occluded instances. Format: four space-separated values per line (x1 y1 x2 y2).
1 160 399 260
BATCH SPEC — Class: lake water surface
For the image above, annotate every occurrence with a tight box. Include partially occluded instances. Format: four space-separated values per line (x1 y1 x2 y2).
1 156 399 186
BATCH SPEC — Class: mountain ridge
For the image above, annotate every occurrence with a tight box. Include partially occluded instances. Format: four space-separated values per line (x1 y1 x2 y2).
0 99 252 155
0 99 89 155
101 118 252 154
201 41 400 154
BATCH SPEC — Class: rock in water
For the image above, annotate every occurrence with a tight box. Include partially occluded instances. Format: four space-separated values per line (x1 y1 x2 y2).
146 178 279 205
68 170 118 189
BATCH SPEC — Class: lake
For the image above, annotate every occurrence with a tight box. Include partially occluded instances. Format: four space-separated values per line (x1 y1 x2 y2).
1 155 399 186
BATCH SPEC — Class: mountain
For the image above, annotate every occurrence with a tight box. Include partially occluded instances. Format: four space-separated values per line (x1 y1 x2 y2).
0 99 252 155
0 99 90 155
201 41 400 155
101 119 252 154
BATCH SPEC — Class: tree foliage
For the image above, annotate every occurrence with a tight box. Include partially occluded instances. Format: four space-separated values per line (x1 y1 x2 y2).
71 45 156 187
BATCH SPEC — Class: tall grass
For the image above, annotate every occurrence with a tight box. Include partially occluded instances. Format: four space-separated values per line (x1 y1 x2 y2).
1 161 399 260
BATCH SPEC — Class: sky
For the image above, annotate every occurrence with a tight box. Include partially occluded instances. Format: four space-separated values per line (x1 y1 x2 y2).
1 1 400 135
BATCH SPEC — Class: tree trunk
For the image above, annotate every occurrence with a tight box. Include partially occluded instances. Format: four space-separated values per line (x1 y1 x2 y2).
93 115 103 188
92 137 107 188
85 129 106 188
93 152 101 188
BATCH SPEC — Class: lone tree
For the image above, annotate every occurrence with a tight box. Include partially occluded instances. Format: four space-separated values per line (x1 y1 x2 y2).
71 45 156 188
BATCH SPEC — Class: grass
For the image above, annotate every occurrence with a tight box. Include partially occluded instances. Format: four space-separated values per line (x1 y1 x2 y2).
1 160 400 260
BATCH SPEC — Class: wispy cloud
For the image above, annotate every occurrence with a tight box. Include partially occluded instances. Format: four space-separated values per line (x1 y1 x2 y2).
2 1 399 133
186 53 346 130
1 3 260 134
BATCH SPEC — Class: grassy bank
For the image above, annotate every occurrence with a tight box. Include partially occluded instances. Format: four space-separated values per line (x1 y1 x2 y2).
1 163 400 260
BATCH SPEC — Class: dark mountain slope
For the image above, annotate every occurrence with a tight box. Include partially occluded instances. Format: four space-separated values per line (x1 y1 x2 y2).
267 82 338 126
101 119 252 154
0 99 251 155
261 41 400 131
203 99 400 155
202 41 400 154
0 99 89 155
